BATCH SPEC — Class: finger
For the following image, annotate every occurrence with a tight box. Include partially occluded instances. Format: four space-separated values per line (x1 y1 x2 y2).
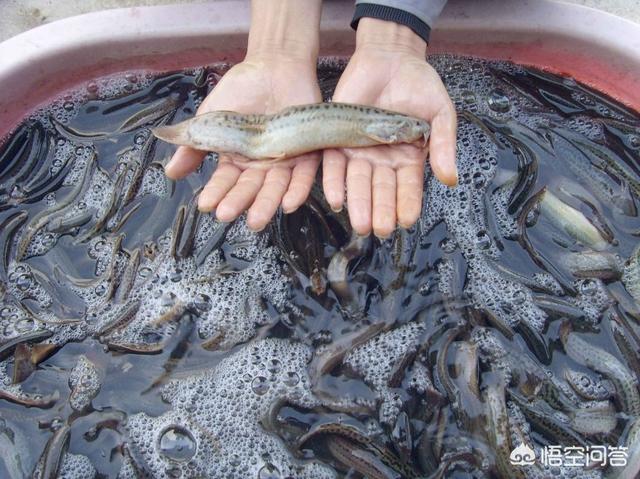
198 162 242 212
226 155 300 171
397 158 426 228
281 154 320 213
322 148 347 212
346 157 373 235
429 101 458 186
165 146 206 179
342 145 415 169
247 167 291 231
215 168 266 222
372 166 397 238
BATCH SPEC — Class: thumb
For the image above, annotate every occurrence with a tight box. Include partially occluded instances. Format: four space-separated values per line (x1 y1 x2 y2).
428 103 458 186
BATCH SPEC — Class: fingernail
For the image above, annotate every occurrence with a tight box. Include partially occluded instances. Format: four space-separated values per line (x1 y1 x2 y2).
246 212 267 232
164 158 176 175
281 198 295 214
442 169 458 187
282 206 297 214
248 223 265 232
328 197 343 213
398 220 418 230
215 204 233 222
197 196 214 213
353 224 372 237
451 169 459 187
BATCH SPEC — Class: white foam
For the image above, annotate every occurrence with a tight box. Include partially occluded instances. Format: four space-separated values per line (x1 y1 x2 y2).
68 355 101 411
126 338 334 478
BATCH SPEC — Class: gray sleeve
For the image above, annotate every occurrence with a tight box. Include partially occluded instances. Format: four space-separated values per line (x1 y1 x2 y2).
355 0 447 30
352 0 448 42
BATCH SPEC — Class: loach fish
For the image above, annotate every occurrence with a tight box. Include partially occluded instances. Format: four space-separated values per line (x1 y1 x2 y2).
560 322 640 417
568 402 617 436
622 244 640 305
560 250 623 280
152 102 430 161
483 377 526 479
325 435 402 479
547 129 637 217
0 420 27 479
610 418 640 479
564 368 613 401
538 188 609 251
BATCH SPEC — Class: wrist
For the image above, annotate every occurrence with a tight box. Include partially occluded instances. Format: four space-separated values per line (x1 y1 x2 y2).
355 17 427 58
246 0 321 65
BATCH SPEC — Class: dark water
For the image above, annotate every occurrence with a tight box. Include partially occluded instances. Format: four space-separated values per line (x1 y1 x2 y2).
0 56 639 478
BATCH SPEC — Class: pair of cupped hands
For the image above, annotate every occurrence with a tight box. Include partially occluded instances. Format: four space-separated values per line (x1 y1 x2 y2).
164 21 458 239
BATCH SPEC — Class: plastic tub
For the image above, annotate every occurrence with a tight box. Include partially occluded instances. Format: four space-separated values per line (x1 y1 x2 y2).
0 0 639 138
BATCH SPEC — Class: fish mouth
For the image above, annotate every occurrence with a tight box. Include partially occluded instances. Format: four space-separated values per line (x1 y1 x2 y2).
151 124 190 145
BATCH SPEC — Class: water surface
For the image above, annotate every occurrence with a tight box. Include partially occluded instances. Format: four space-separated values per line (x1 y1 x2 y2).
0 56 639 478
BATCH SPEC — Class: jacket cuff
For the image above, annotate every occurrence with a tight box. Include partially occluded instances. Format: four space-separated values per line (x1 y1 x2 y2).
351 3 431 43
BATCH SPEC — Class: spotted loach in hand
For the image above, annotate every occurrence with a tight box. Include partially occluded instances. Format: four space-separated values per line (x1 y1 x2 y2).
152 102 431 166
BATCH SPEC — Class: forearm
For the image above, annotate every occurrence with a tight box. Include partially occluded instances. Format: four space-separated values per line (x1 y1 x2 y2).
246 0 322 64
355 17 426 57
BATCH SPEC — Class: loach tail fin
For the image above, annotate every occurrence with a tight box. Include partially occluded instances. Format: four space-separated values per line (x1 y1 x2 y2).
151 122 191 145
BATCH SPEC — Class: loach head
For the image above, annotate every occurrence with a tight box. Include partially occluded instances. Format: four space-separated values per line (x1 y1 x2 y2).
397 117 431 146
367 116 431 146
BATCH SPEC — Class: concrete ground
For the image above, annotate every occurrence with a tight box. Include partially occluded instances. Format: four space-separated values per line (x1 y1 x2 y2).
0 0 638 42
565 0 640 22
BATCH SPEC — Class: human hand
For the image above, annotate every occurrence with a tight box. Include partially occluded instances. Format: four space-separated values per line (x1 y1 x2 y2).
323 18 458 238
164 0 322 232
